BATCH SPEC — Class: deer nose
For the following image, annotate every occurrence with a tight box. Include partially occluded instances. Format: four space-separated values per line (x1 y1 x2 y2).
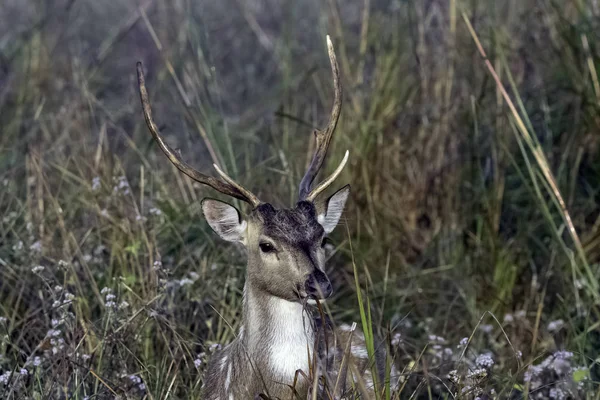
305 270 332 299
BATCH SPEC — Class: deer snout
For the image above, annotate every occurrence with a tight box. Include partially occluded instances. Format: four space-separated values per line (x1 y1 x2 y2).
305 269 332 299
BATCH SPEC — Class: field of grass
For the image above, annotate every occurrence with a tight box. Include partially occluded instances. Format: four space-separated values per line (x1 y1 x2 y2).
1 0 599 398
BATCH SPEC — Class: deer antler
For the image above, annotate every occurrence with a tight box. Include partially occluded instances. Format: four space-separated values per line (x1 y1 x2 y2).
136 62 261 208
298 35 347 202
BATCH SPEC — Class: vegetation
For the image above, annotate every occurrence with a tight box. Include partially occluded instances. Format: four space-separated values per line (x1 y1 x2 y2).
0 0 599 398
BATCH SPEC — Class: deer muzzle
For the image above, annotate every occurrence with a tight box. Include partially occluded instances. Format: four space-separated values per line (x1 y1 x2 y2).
305 269 332 299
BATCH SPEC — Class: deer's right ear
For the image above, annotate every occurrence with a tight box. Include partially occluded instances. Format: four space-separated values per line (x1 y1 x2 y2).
316 185 350 234
201 199 247 243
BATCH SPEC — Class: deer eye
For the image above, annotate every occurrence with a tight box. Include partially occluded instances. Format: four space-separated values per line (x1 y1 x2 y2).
321 237 332 248
259 242 276 253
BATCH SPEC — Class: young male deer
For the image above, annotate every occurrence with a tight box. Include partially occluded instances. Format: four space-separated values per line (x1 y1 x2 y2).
137 36 385 399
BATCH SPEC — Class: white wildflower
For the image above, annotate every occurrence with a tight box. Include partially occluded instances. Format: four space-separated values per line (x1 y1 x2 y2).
30 241 42 253
194 358 203 368
92 177 101 191
47 329 61 337
427 335 445 343
549 387 566 400
0 371 11 384
31 265 45 274
553 350 573 359
101 287 112 295
447 369 459 383
467 367 487 379
93 245 106 255
547 319 565 332
515 310 527 319
179 278 194 286
208 343 222 352
475 353 494 368
113 176 130 195
149 207 162 216
19 368 28 375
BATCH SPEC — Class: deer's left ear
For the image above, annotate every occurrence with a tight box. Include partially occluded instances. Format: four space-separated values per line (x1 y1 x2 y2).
315 185 350 234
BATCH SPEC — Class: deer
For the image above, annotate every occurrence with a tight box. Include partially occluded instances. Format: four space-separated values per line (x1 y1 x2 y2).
137 36 390 399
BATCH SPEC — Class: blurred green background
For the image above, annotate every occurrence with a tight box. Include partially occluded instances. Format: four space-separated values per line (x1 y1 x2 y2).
0 0 599 398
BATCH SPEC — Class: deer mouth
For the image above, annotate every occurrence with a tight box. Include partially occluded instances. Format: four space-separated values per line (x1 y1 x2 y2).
295 284 309 300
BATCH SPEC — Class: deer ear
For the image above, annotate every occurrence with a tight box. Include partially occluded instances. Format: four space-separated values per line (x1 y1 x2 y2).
201 199 247 243
316 185 350 234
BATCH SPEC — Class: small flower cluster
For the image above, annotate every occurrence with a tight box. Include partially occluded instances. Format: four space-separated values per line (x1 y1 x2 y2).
123 373 146 393
112 175 131 195
31 265 45 274
101 287 130 314
194 352 207 369
92 176 101 191
524 350 589 399
503 310 527 324
52 285 76 309
445 338 497 397
79 245 107 266
0 368 29 389
102 287 117 308
46 300 67 356
547 319 565 333
164 271 200 290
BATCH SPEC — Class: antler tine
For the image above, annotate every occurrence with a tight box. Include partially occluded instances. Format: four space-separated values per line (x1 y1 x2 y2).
136 62 261 207
212 163 261 208
306 150 349 202
298 35 343 201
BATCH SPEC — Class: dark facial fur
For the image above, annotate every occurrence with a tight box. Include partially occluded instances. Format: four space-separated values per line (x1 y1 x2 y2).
256 201 324 250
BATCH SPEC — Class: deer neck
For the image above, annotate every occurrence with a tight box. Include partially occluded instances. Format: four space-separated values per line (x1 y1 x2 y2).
240 283 315 380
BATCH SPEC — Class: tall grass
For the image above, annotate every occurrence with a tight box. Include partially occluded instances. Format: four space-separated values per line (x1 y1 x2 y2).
0 0 599 398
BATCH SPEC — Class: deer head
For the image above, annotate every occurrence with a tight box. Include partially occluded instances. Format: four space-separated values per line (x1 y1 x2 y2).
137 36 348 302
